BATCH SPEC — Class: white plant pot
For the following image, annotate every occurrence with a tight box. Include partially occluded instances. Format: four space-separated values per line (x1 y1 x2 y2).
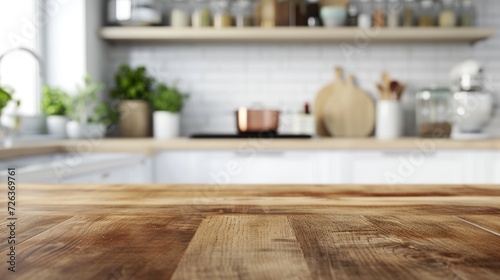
66 121 106 140
376 100 403 140
153 111 180 139
47 115 69 137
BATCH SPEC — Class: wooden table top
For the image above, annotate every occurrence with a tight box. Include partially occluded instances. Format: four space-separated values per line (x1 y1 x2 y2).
1 184 500 279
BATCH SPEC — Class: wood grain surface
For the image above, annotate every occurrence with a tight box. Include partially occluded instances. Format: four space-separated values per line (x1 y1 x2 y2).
0 184 499 279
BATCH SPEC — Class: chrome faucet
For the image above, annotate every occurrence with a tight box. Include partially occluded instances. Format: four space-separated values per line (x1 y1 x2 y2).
0 47 44 114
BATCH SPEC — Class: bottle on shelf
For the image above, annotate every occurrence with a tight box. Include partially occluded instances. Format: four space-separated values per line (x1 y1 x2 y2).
306 0 322 27
260 0 276 27
346 0 359 27
373 0 387 27
171 0 191 27
192 0 212 27
357 0 372 28
439 0 458 27
418 0 437 27
233 0 253 27
402 0 418 27
387 0 402 28
212 0 233 28
460 0 475 27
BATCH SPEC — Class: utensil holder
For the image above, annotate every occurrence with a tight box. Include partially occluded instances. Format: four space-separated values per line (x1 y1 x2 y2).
376 100 403 140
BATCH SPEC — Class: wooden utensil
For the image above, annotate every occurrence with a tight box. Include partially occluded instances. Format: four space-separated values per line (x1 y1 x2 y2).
323 74 375 137
314 68 344 137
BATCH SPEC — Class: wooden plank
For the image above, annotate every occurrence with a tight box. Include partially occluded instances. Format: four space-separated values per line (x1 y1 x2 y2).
0 215 71 252
289 215 459 279
0 215 202 280
99 27 495 44
367 215 500 279
172 215 311 280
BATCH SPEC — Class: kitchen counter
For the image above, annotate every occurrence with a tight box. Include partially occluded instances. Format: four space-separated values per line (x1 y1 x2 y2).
3 137 500 159
1 184 499 279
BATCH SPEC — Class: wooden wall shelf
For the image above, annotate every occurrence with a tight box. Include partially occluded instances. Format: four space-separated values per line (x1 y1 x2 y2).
100 27 495 44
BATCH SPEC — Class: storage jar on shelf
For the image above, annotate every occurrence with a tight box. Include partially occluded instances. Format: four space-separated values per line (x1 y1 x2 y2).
170 0 191 27
460 0 475 27
416 87 453 138
418 0 437 27
373 0 386 27
439 0 458 27
402 0 418 27
357 0 372 28
192 0 212 27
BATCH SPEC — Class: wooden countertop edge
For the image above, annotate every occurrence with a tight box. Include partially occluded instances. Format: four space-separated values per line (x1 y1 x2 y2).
1 138 500 160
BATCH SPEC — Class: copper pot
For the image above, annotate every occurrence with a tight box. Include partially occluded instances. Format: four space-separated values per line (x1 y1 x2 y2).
236 107 280 133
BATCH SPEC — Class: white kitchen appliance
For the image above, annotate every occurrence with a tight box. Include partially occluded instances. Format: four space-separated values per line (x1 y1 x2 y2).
450 60 495 139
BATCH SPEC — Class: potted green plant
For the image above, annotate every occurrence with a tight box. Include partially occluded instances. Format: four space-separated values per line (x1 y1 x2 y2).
0 86 13 117
111 65 155 137
42 86 70 137
0 86 20 146
66 75 116 139
150 83 189 139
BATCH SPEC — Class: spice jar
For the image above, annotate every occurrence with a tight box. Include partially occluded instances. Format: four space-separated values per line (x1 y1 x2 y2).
439 0 457 27
260 0 276 27
357 0 372 28
418 0 437 27
416 87 453 138
171 0 191 27
233 0 253 27
192 0 211 27
373 0 386 27
402 0 418 27
460 0 475 27
212 0 232 28
346 0 359 27
387 0 402 28
307 0 322 27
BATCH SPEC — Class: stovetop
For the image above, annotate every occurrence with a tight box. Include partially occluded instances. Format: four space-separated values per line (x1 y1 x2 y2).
190 133 312 139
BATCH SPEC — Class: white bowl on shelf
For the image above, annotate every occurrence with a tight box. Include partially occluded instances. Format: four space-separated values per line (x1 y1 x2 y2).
320 6 347 27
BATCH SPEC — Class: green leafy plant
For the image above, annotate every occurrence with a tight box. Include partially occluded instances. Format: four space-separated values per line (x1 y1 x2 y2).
68 75 117 126
41 86 70 116
0 86 13 115
150 83 189 113
111 65 155 101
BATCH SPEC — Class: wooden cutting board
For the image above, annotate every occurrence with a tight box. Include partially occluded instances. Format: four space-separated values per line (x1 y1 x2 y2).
314 68 344 137
323 74 375 137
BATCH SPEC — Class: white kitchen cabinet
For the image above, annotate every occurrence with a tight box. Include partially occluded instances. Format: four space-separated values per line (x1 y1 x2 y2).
154 151 330 184
494 152 500 184
60 158 152 184
334 150 486 185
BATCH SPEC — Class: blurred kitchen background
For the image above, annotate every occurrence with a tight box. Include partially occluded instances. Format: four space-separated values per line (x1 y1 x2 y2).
0 0 499 139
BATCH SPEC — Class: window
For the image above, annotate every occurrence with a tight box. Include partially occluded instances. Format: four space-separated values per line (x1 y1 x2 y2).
0 0 41 116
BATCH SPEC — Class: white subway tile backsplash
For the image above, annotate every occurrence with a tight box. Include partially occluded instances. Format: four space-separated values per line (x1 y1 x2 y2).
107 0 500 136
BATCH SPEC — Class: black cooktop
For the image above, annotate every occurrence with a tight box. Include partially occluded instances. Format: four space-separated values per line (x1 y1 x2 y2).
190 133 312 139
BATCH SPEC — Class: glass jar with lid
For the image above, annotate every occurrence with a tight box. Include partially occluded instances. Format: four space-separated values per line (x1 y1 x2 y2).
416 87 453 138
402 0 418 27
232 0 253 27
357 0 372 28
387 0 402 28
418 0 437 27
373 0 386 27
439 0 458 27
211 0 232 28
170 0 191 27
192 0 212 27
460 0 475 26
